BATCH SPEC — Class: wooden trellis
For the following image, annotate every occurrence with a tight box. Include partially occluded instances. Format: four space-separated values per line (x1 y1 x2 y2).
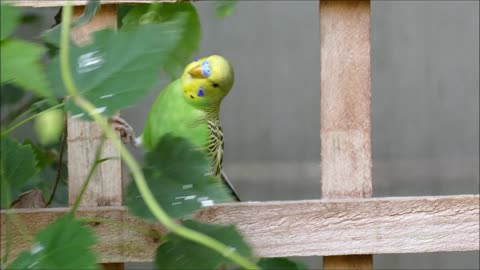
1 1 479 270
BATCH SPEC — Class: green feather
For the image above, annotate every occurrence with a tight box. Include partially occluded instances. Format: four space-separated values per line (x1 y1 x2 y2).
141 55 239 200
142 79 210 151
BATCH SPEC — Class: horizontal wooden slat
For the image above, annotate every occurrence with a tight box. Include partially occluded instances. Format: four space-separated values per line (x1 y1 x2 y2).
4 0 175 8
1 195 478 263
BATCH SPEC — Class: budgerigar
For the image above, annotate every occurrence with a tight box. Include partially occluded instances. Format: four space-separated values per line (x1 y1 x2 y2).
114 55 239 200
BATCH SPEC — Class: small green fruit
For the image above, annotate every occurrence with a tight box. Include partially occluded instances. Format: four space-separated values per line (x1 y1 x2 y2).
34 109 64 145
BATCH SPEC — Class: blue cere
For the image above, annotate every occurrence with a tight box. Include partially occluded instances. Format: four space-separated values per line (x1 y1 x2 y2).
197 87 205 97
201 61 211 78
193 58 198 62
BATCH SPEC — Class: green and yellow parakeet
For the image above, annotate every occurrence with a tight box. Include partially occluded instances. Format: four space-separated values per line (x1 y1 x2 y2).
113 55 239 200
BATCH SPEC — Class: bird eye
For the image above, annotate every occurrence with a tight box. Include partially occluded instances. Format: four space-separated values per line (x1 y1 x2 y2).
212 83 220 88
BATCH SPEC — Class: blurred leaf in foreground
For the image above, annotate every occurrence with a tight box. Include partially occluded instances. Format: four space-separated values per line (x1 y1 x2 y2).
126 135 234 221
0 137 39 207
121 2 201 78
7 214 98 269
215 0 238 18
48 14 188 119
0 40 53 99
1 4 53 100
0 4 21 40
155 220 253 270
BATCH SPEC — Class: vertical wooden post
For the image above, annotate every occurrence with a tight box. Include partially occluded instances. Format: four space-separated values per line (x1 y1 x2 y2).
320 0 372 269
67 5 124 270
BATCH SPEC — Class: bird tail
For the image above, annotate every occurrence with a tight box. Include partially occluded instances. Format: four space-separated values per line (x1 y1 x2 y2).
220 170 241 201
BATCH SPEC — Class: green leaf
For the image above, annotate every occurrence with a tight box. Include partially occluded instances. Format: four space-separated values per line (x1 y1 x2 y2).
155 220 253 269
126 135 234 221
215 0 238 18
7 214 98 270
75 0 101 27
121 3 201 78
0 84 25 106
0 39 53 99
258 258 308 270
22 139 57 170
0 4 21 40
41 24 61 48
0 137 39 207
48 15 188 119
117 4 135 28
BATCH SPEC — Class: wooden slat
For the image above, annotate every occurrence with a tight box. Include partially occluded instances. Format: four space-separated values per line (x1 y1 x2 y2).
68 5 121 207
0 206 166 264
4 0 175 8
67 5 123 270
1 195 478 263
320 0 372 200
320 0 372 268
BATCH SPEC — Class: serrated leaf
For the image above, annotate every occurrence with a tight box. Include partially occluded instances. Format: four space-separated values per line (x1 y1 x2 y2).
155 220 253 269
0 137 39 207
7 214 98 270
121 3 201 78
258 258 308 270
1 4 21 40
48 15 188 119
126 135 234 221
22 139 57 170
0 39 53 99
215 0 238 18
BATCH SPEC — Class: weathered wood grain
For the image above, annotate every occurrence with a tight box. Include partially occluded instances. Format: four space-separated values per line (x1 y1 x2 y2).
67 5 123 270
320 0 372 268
0 207 166 264
1 195 478 263
320 0 372 199
5 0 175 8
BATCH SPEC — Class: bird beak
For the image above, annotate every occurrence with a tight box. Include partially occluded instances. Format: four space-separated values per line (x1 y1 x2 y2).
188 64 205 78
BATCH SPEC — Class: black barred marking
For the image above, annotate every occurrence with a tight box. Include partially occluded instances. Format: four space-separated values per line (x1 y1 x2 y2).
207 120 224 177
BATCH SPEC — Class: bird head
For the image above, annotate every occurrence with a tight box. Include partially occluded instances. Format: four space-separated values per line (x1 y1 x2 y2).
181 55 234 108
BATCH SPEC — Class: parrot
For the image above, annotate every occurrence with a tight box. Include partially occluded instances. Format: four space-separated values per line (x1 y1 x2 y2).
111 55 240 201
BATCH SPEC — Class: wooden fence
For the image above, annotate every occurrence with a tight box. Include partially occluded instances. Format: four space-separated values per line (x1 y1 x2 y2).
1 1 479 270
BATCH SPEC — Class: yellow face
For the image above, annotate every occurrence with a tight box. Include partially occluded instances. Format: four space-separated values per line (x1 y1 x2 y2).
181 55 234 108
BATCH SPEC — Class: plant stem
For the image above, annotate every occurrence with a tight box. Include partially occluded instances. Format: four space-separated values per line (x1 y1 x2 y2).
70 137 106 215
46 115 68 207
0 103 64 137
59 4 258 270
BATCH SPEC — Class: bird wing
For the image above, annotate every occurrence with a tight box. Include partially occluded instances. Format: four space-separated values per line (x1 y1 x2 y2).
207 119 224 177
207 120 240 201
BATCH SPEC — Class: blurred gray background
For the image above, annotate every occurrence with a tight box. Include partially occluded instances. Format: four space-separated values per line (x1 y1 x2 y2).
13 0 480 269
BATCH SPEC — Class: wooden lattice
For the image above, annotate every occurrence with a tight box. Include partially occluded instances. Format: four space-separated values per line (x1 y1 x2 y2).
1 1 478 270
